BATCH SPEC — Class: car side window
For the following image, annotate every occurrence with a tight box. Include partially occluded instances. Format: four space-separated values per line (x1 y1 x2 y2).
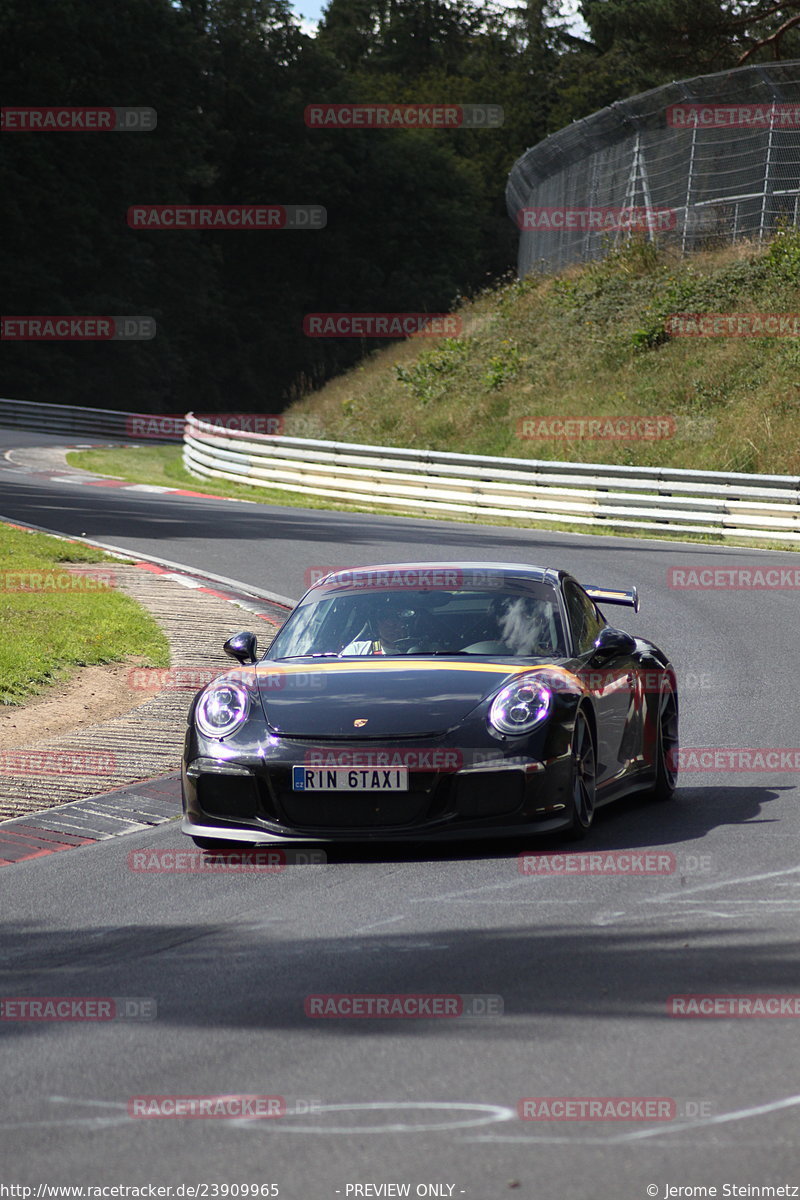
563 581 605 656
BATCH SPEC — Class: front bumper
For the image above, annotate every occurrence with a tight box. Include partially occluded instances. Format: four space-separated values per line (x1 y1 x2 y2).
181 739 575 842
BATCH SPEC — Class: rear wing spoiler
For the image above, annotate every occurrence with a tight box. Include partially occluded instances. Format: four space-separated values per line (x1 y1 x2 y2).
582 585 639 613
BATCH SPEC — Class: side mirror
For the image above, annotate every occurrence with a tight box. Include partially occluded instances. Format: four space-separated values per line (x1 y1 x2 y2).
592 626 636 660
224 631 258 664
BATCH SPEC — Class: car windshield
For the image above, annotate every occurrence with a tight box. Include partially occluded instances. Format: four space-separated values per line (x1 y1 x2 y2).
268 581 566 659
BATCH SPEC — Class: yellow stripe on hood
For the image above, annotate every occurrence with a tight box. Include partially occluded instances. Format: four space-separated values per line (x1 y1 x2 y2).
254 659 577 681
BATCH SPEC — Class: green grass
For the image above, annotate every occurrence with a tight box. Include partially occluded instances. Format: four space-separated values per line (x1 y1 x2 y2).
66 228 800 552
65 444 359 512
0 523 170 705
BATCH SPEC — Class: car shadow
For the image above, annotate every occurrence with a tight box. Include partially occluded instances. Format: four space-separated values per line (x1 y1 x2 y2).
278 783 787 865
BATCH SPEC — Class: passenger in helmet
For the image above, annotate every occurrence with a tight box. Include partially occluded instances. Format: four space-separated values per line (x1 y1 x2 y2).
488 594 556 656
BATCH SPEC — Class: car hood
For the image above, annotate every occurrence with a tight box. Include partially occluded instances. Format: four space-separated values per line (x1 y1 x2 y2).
254 658 546 737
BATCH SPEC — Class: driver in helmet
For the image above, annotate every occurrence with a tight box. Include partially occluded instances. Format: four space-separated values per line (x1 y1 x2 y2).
341 595 417 655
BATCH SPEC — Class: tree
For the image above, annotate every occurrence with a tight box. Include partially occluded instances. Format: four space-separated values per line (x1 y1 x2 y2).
577 0 800 83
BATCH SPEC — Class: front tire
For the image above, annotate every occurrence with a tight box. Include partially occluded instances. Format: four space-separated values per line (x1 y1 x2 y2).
565 709 597 841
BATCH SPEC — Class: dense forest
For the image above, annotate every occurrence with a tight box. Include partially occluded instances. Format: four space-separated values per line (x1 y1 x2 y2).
2 0 799 413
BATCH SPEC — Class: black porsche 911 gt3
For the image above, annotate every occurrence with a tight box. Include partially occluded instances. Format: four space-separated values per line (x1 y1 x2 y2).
181 562 678 846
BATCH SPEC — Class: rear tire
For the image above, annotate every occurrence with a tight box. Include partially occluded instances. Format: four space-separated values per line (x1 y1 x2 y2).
651 683 679 802
564 709 597 841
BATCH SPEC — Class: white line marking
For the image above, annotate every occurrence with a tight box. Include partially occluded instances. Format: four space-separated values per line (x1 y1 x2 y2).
57 807 158 828
50 1096 128 1109
410 878 534 904
14 822 115 839
229 1101 516 1134
646 864 800 903
0 1097 129 1131
594 864 800 924
349 915 409 935
158 573 204 587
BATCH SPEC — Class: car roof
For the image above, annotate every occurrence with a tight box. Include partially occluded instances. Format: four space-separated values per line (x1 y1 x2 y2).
311 562 563 588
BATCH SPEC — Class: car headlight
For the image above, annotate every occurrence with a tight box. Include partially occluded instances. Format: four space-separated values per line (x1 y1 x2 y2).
489 677 551 735
195 680 250 739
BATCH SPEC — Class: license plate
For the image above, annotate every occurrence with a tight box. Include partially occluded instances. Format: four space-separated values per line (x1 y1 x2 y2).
292 766 409 792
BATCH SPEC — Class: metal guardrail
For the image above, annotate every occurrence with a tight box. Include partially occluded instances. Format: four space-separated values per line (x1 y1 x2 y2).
2 400 796 543
183 414 800 543
0 397 177 441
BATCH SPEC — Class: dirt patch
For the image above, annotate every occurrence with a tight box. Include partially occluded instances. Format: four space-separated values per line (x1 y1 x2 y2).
0 659 161 750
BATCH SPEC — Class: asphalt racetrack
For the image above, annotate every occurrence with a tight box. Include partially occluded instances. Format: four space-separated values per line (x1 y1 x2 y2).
2 430 799 1199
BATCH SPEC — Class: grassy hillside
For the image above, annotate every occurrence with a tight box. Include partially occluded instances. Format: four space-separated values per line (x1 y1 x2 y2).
68 228 800 548
284 228 800 476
